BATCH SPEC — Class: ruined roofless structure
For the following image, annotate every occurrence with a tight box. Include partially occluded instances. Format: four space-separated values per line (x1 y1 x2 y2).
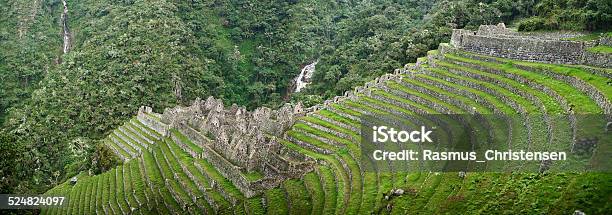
450 23 611 68
137 97 314 197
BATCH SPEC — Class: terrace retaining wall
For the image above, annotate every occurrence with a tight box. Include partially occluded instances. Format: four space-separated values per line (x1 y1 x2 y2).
450 23 611 68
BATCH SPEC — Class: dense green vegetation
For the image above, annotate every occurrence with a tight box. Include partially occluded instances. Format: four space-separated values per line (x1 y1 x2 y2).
516 0 611 31
0 0 610 206
0 0 63 125
301 0 537 98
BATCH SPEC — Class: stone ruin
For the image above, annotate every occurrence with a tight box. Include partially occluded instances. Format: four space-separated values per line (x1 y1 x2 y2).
450 23 611 68
135 70 409 196
131 76 403 197
138 97 314 197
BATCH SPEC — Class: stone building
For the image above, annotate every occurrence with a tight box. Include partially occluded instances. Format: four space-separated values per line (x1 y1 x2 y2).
138 97 314 197
450 23 611 68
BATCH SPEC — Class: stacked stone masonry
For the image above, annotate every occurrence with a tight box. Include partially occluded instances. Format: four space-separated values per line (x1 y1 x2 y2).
450 23 611 68
138 97 315 198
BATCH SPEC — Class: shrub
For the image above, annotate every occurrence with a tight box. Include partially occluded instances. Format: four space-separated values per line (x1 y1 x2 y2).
518 17 545 31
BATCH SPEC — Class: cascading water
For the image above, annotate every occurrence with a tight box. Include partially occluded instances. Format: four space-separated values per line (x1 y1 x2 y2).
294 61 318 93
61 0 70 54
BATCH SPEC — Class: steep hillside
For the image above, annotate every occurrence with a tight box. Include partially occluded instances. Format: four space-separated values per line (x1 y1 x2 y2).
43 25 612 214
8 0 604 195
0 0 63 123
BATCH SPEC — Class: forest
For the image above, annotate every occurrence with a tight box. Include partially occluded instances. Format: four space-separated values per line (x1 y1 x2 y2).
0 0 610 197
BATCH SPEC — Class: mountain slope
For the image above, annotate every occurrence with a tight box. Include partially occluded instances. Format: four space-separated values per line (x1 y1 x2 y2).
43 41 612 214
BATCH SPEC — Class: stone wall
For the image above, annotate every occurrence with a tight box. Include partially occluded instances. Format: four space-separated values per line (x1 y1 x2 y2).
138 106 169 136
584 51 612 69
450 23 611 68
140 96 314 197
599 37 612 46
159 97 303 172
304 72 406 114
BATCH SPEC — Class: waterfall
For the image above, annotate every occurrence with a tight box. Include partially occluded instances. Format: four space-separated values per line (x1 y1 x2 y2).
61 0 70 54
294 61 318 93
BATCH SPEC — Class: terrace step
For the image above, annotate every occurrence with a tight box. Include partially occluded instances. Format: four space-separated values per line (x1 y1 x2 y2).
316 166 338 215
397 78 474 114
355 95 453 144
122 162 145 212
275 137 351 214
161 139 212 214
445 55 573 113
192 159 243 206
430 62 555 148
303 171 325 215
328 156 351 214
293 126 344 148
141 151 175 213
445 54 582 146
384 82 462 114
105 140 129 161
434 60 546 113
374 84 443 114
336 152 362 214
360 170 379 214
264 188 289 214
110 134 138 158
170 129 202 159
114 129 144 154
326 104 362 120
80 179 92 215
395 77 499 157
436 60 558 146
151 147 190 212
166 139 231 213
107 169 123 215
342 99 387 117
319 108 361 124
312 112 360 134
368 89 455 142
130 119 162 140
137 112 169 136
283 179 313 214
424 68 526 114
455 51 612 117
136 156 156 211
88 176 98 215
294 120 354 145
285 132 334 155
125 122 156 145
119 126 151 151
114 168 131 214
413 75 505 114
